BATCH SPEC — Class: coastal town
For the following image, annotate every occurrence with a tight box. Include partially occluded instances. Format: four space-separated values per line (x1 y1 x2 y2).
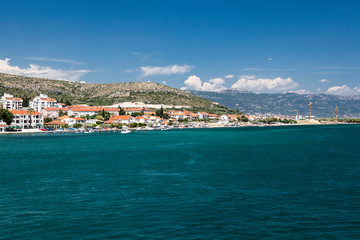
0 92 354 133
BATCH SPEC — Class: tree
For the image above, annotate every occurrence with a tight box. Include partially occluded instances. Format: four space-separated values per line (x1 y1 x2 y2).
238 115 249 122
0 109 15 125
28 108 34 128
156 106 164 118
65 100 72 106
131 112 142 117
118 106 125 115
101 109 110 120
58 110 67 117
73 123 82 128
129 122 138 128
22 96 30 107
95 115 104 121
44 118 53 124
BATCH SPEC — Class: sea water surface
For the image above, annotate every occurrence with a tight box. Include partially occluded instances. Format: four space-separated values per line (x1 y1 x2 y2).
1 125 360 239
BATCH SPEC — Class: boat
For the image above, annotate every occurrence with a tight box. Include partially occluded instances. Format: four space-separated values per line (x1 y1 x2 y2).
121 129 131 134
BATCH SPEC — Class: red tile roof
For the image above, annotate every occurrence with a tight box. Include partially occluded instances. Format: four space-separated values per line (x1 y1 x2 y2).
110 115 131 120
72 117 85 121
10 110 41 115
44 108 69 111
5 97 22 101
45 120 64 125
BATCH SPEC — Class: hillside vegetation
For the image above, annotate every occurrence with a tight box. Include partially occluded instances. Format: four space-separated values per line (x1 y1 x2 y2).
0 73 237 114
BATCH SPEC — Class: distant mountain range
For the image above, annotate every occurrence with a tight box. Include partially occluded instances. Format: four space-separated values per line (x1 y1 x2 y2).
190 89 360 118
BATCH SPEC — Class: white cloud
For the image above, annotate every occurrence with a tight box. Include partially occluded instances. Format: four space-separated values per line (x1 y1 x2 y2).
23 57 82 65
326 85 360 96
286 89 312 94
231 75 299 92
184 75 203 90
225 74 234 79
267 58 273 61
202 78 226 91
139 64 192 77
0 58 90 81
183 75 225 91
319 78 328 83
161 81 167 85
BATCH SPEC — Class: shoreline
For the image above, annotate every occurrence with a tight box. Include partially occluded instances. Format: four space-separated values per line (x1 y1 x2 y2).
0 121 357 135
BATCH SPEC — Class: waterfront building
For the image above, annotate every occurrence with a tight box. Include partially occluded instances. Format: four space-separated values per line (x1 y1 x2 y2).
197 112 209 120
68 106 102 117
109 115 133 124
29 94 58 113
68 106 120 117
43 107 69 119
0 93 23 110
56 115 86 126
134 116 148 124
124 108 149 115
220 115 229 122
207 113 219 120
9 110 43 129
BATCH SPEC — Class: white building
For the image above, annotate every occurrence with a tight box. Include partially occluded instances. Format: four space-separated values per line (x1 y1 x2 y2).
109 115 133 124
29 94 58 113
43 107 69 119
10 110 43 129
219 115 229 122
57 116 86 126
1 93 23 110
197 112 209 120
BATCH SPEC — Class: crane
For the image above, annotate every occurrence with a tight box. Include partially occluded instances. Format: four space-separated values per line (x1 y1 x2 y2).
335 105 338 121
308 102 313 120
291 110 299 120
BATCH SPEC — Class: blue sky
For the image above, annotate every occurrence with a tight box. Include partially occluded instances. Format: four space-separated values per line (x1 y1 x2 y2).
1 0 360 95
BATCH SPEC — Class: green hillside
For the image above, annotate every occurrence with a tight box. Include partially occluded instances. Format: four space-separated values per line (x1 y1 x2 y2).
0 73 238 114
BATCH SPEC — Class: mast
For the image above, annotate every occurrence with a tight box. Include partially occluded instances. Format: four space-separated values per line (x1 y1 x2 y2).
335 105 338 121
309 102 313 120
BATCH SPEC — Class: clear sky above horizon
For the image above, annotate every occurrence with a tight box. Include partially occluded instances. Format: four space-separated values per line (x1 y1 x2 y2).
1 0 360 95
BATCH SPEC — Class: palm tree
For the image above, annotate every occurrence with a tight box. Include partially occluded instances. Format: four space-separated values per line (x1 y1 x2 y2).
28 108 34 129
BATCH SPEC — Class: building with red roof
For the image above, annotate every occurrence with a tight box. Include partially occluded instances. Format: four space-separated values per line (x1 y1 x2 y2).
29 94 58 113
1 93 23 110
9 110 43 129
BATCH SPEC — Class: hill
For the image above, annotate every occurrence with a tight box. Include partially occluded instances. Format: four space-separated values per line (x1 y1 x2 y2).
0 73 238 114
190 89 360 118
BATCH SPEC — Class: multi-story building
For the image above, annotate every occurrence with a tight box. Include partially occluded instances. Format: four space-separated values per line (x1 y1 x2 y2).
9 110 43 129
43 107 69 119
29 94 58 113
0 93 23 110
68 106 120 117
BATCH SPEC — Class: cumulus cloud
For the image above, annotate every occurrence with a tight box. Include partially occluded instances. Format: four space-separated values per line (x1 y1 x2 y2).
0 58 90 81
231 75 299 92
139 64 192 77
183 75 226 91
326 85 360 96
319 78 328 83
225 74 234 79
184 75 203 90
267 58 273 61
202 78 226 91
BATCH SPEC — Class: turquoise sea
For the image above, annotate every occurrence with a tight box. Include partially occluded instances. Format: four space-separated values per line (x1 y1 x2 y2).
1 125 360 239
